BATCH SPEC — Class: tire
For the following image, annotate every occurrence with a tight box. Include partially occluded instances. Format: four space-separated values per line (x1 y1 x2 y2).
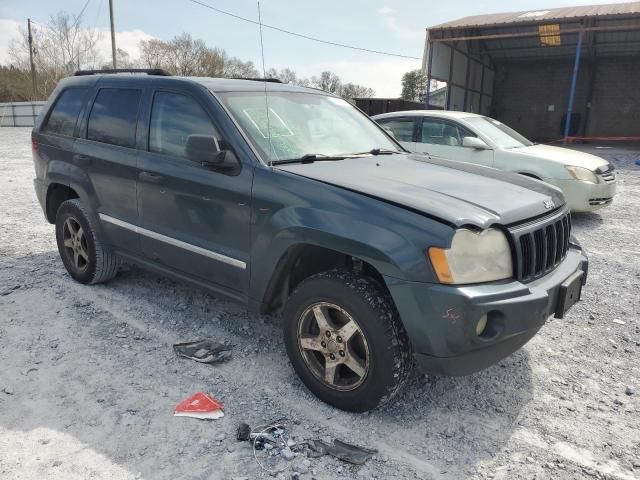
283 270 411 412
55 198 121 285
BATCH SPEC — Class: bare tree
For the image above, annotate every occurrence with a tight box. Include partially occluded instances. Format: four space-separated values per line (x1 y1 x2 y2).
222 57 259 78
311 71 342 94
339 82 375 100
140 33 225 76
8 12 102 99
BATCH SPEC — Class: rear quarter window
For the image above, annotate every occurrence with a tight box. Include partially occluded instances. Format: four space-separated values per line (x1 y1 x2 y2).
41 88 87 137
87 88 142 148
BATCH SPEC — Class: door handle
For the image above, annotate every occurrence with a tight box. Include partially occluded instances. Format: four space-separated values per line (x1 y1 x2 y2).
138 171 164 184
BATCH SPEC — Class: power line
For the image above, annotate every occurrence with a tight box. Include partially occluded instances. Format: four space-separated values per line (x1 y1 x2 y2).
74 0 92 27
185 0 422 60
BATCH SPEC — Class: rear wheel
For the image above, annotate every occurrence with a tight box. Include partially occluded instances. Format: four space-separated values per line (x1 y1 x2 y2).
55 199 121 285
283 270 411 412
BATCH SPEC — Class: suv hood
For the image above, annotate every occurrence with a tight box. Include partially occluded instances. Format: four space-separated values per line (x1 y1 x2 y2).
277 154 564 228
509 144 610 170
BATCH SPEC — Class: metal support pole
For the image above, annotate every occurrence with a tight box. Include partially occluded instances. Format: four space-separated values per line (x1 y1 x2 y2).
109 0 117 69
27 19 37 99
478 64 485 114
425 39 434 109
563 30 584 144
463 51 471 111
446 44 454 110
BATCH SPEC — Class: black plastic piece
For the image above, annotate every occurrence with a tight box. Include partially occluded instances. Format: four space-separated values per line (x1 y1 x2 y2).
231 77 282 83
74 68 172 76
236 422 251 441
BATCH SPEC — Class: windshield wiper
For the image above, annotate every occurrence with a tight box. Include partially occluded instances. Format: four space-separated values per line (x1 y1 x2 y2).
271 153 347 166
368 148 400 155
270 148 400 166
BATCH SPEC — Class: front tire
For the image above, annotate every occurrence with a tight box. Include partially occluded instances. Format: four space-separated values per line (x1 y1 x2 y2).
283 270 411 412
55 199 121 285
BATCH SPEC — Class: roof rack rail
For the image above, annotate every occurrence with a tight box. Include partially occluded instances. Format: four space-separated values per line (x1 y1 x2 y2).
74 68 172 76
232 77 282 83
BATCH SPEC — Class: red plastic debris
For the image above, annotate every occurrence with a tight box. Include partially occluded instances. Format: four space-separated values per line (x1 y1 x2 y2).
174 392 224 420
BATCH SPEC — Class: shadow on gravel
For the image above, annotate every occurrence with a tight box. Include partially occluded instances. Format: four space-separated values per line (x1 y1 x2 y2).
378 349 533 471
571 211 604 229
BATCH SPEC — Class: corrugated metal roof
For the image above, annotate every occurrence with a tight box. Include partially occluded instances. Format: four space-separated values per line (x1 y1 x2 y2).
430 1 640 30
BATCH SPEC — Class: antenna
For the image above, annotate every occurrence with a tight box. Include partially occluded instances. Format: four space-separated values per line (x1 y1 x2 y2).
257 1 276 164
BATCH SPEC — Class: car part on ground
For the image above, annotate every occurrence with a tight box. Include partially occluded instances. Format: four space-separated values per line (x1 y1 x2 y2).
172 339 233 364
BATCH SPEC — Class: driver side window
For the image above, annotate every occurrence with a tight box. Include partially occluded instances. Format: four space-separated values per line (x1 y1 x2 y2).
376 117 415 142
420 118 475 147
149 91 220 159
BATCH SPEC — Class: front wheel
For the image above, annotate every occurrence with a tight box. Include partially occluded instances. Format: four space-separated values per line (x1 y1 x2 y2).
283 270 411 412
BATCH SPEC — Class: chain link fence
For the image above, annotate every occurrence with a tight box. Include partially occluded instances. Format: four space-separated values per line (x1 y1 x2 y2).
0 102 46 127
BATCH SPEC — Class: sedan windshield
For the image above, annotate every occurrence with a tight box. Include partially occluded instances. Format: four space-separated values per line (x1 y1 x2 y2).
465 116 534 149
217 91 400 163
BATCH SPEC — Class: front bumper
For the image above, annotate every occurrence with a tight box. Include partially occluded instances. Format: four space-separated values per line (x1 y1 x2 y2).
552 178 616 212
384 247 588 376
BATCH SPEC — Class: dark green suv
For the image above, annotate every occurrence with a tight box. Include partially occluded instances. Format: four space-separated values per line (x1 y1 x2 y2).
32 69 588 411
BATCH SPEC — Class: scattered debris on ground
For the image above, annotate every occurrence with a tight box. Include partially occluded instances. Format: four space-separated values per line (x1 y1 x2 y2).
174 392 224 420
173 339 233 364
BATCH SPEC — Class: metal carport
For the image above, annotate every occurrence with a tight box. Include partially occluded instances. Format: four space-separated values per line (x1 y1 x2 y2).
422 2 640 142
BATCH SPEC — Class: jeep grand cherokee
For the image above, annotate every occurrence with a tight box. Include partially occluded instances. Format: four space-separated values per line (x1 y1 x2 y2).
32 69 588 411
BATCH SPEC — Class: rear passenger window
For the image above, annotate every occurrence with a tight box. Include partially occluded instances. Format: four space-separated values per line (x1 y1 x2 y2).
87 88 141 148
42 88 87 136
149 91 217 159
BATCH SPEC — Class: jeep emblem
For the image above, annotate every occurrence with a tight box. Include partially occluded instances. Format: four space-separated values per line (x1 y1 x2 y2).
544 199 555 209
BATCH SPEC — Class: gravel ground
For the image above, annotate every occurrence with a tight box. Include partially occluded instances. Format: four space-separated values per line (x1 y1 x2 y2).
0 127 638 480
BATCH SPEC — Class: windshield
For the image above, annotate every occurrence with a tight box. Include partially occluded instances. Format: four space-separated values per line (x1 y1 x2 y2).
465 116 534 149
217 91 400 162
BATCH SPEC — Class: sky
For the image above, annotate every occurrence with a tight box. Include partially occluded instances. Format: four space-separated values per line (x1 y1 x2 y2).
0 0 636 97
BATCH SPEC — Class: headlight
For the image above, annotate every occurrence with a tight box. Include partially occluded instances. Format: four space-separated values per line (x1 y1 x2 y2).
565 165 598 184
428 228 513 284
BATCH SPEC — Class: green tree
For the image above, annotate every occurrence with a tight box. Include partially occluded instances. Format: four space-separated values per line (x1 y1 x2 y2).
401 69 428 102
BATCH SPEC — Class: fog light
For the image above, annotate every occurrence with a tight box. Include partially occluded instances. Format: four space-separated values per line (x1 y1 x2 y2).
476 314 488 336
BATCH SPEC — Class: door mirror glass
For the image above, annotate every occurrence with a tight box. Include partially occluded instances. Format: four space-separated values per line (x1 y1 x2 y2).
186 134 220 164
462 136 489 150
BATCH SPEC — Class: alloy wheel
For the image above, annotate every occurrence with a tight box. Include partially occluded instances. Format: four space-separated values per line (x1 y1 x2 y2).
297 302 370 391
62 217 89 272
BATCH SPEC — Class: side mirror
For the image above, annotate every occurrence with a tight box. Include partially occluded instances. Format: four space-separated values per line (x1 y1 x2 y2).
186 134 221 165
462 136 489 150
186 135 241 175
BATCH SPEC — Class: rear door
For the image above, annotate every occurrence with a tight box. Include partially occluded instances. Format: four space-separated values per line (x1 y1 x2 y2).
36 86 89 189
74 86 143 253
136 88 253 297
374 116 418 151
416 117 494 167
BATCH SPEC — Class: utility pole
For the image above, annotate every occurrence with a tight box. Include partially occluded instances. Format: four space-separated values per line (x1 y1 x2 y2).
109 0 117 68
27 18 37 99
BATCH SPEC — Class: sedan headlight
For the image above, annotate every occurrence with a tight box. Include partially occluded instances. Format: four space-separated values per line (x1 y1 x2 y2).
565 165 598 184
429 228 513 284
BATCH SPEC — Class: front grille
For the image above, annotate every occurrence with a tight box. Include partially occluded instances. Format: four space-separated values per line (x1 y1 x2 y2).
589 197 613 206
510 209 571 282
